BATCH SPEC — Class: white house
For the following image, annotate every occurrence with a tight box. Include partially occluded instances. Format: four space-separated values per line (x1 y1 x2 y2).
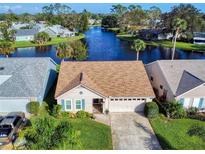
0 58 57 113
145 60 205 110
55 61 155 114
15 29 39 41
193 32 205 44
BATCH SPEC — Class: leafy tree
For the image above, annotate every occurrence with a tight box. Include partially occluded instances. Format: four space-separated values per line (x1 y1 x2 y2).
34 32 50 45
128 5 142 11
171 18 187 60
57 40 87 60
0 21 15 42
101 15 118 28
0 41 14 58
131 39 146 60
79 13 89 32
147 6 161 29
111 4 127 16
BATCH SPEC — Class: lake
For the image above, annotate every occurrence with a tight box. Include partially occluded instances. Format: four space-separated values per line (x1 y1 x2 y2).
3 26 205 64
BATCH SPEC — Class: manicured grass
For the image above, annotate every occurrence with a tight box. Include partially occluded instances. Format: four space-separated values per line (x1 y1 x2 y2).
70 119 113 150
107 27 120 33
117 34 205 51
11 34 85 48
150 115 205 150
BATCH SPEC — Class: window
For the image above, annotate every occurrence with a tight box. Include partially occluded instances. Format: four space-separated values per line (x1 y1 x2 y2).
133 98 136 100
128 99 132 101
110 99 114 101
179 98 184 106
61 99 65 111
65 100 72 110
160 85 163 89
115 99 118 101
124 99 127 101
76 100 82 110
137 98 141 101
199 98 204 109
119 99 123 101
150 76 154 81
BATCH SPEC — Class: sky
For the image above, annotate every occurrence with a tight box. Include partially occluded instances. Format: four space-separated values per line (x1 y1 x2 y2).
0 3 205 14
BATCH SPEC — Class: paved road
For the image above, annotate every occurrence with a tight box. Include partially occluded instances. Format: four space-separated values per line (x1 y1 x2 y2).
110 112 161 150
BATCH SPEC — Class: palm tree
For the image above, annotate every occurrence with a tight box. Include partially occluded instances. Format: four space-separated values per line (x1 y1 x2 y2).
0 41 14 58
171 18 187 60
34 32 50 45
56 42 74 59
131 39 146 60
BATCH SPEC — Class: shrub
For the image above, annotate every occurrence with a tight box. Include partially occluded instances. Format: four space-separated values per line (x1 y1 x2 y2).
187 124 205 141
163 100 187 119
144 102 159 118
76 111 92 119
60 112 76 119
50 104 62 118
26 101 40 115
186 107 199 116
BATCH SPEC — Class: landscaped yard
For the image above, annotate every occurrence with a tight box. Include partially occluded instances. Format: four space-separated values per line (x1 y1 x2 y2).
12 34 85 48
150 115 205 150
70 119 112 150
117 34 205 51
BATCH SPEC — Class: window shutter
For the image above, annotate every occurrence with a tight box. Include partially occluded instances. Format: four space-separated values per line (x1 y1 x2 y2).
82 99 85 110
61 99 65 111
198 98 204 109
179 98 184 106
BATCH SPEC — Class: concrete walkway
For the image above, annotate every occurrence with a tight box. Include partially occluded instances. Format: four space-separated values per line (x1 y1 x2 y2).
110 112 161 150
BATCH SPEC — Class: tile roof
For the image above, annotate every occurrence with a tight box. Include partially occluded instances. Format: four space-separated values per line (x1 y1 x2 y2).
149 60 205 96
55 61 155 98
0 57 56 98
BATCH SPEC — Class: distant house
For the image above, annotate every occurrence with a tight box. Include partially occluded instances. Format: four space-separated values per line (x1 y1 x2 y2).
139 29 173 41
15 28 39 41
145 60 205 111
55 61 155 114
193 32 205 44
0 58 57 113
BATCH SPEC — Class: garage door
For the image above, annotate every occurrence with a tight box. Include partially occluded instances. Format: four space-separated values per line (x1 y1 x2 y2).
0 99 29 113
109 99 146 112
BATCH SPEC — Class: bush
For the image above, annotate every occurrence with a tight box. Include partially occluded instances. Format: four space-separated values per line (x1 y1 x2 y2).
187 124 205 141
76 111 92 119
144 102 159 118
186 107 199 116
26 101 40 115
60 112 76 119
163 100 187 119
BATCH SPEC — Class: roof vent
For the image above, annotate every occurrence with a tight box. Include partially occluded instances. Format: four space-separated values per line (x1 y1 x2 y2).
0 67 4 71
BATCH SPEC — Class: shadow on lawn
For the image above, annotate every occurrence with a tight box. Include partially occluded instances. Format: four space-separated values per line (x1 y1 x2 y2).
134 117 175 150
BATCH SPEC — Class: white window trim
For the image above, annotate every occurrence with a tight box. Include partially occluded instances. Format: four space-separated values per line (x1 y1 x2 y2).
75 99 82 111
65 99 72 111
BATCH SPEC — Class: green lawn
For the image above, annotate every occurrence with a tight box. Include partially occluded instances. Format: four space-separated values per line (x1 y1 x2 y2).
70 119 113 150
117 34 205 51
150 115 205 150
12 34 85 48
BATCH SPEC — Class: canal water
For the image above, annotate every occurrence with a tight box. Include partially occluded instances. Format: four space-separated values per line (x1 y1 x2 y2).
3 26 205 64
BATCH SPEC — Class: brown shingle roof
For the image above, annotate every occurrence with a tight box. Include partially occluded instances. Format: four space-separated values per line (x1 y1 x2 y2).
55 61 155 98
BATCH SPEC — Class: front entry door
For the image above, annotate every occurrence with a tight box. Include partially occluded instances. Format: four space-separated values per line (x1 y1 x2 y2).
93 99 103 113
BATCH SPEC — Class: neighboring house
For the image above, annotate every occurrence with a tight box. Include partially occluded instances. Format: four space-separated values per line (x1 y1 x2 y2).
15 28 39 41
139 29 173 41
0 58 57 113
55 61 155 114
145 60 205 110
193 32 205 44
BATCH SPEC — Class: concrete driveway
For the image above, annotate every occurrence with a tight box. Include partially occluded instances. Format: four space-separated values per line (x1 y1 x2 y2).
110 112 161 150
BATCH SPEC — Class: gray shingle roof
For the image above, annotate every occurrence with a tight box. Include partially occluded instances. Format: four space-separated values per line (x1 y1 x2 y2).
0 57 56 98
15 28 39 36
156 60 205 96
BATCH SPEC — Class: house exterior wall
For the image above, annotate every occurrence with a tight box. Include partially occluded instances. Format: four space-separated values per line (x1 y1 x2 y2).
56 86 104 113
145 62 174 101
0 98 31 113
176 84 205 109
16 35 34 41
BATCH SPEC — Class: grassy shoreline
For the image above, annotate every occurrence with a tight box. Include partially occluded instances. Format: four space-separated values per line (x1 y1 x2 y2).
117 34 205 51
11 34 85 48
